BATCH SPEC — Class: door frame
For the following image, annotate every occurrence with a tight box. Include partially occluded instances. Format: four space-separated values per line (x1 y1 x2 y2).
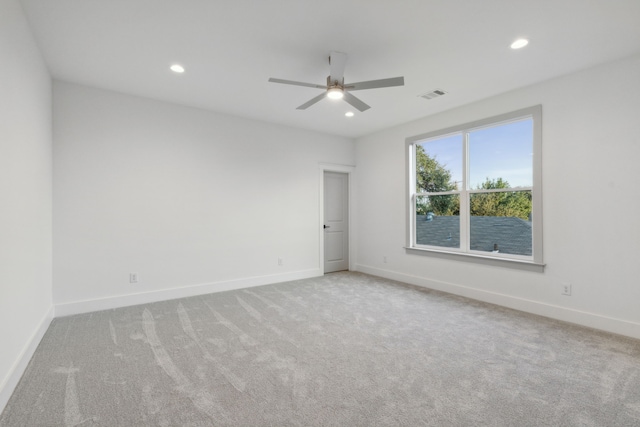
319 163 356 273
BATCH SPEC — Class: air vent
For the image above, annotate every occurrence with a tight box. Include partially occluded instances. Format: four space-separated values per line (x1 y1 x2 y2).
419 89 447 100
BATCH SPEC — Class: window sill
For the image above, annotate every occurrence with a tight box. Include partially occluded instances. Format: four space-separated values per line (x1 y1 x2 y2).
404 246 545 273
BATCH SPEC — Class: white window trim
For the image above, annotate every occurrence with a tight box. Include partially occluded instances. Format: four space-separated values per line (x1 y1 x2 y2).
405 105 544 272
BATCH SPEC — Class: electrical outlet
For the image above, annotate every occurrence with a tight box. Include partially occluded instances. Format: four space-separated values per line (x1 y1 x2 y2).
129 273 138 284
383 256 387 263
278 257 283 266
561 283 571 296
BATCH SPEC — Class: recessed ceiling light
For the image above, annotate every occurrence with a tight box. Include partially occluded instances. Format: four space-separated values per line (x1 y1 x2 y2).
170 64 185 73
345 112 354 117
510 38 529 49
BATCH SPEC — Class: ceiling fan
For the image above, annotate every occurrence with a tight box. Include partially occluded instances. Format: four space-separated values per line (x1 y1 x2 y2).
268 51 404 112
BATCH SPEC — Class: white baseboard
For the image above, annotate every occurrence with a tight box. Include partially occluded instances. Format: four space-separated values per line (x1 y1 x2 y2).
0 306 54 415
356 264 640 340
54 268 323 317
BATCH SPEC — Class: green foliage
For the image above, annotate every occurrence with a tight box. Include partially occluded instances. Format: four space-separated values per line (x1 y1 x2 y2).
415 145 459 216
470 178 532 220
477 177 510 190
415 145 456 193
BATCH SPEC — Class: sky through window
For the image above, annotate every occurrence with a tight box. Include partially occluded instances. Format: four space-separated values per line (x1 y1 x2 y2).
419 119 533 189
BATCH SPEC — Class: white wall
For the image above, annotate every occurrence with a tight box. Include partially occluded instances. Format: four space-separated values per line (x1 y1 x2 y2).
53 82 354 313
355 54 640 339
0 0 53 411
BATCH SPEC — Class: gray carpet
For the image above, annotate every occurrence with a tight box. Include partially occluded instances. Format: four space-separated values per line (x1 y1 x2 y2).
2 272 640 426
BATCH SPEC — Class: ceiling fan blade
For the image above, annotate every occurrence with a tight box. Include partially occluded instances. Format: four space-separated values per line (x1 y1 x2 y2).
347 76 405 91
269 78 327 90
296 92 327 110
329 51 347 84
343 92 370 112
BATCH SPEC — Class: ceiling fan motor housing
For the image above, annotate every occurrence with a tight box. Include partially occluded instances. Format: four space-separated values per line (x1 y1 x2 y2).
327 76 344 88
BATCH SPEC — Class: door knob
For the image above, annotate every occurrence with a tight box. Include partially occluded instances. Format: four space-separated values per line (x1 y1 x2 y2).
323 225 330 229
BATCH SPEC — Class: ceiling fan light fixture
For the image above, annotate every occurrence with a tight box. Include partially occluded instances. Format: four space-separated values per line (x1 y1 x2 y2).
170 64 185 73
345 111 354 117
327 87 344 100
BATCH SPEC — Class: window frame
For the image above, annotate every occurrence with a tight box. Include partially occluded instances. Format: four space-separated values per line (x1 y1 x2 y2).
405 105 544 272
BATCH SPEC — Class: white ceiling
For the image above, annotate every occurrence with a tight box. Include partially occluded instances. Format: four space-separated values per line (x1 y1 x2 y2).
20 0 640 138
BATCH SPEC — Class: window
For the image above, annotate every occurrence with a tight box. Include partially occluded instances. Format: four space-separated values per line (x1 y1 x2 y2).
406 106 543 269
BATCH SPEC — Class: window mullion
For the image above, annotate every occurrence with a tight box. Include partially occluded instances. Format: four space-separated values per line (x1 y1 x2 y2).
459 131 470 252
469 187 533 194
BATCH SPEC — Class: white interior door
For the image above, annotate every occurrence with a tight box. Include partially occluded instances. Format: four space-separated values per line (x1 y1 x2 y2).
324 171 349 273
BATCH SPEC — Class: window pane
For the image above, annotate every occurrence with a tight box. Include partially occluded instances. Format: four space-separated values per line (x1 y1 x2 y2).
415 134 462 192
416 195 460 248
469 191 532 256
468 119 533 189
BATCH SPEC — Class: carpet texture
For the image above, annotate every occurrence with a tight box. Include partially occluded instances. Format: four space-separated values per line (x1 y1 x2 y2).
2 272 640 426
